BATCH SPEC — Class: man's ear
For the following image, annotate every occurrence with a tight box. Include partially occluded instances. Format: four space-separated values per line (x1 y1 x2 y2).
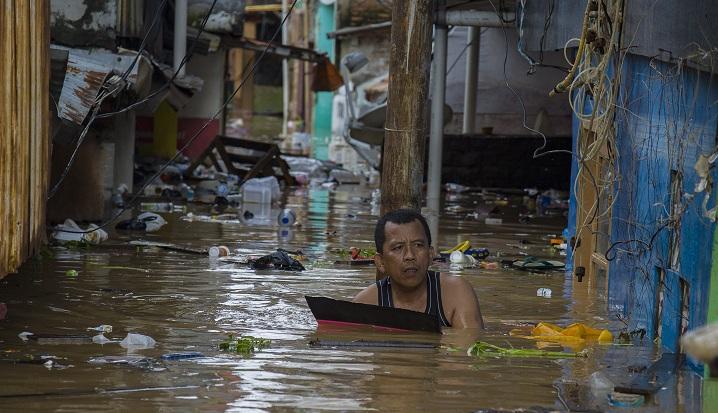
374 253 385 273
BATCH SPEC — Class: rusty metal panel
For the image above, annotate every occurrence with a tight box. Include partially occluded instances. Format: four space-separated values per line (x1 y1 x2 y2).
56 51 110 124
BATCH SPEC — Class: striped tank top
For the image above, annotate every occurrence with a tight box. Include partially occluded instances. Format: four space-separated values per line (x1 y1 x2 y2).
376 270 452 327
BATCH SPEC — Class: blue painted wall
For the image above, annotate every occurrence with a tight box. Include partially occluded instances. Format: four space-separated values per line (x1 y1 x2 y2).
569 54 718 353
312 2 335 161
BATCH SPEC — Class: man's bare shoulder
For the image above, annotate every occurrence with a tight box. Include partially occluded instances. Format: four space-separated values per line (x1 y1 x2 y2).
353 283 379 305
439 273 476 293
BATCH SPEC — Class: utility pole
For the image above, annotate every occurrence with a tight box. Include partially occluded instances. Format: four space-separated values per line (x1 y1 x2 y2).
380 0 434 215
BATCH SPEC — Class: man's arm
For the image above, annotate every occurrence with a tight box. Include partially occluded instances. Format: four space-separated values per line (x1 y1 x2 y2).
353 283 379 305
443 276 484 329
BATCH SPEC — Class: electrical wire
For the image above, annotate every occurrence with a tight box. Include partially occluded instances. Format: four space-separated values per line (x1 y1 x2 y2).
55 0 299 235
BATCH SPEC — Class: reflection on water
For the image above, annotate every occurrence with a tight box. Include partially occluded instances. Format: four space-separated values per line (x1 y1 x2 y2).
0 187 701 411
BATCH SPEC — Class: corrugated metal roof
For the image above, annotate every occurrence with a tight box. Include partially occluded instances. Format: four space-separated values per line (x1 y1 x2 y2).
57 51 110 124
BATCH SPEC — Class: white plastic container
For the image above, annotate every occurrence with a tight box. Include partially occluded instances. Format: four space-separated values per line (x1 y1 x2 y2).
241 176 280 204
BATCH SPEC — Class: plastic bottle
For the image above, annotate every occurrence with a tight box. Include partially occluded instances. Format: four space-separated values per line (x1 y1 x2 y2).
278 209 296 226
537 288 552 298
208 246 230 258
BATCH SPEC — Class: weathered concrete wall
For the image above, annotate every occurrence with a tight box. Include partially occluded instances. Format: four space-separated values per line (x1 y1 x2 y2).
51 0 117 49
443 27 572 136
337 26 572 137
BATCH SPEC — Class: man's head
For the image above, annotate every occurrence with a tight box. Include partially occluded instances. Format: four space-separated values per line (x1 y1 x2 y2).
374 209 434 289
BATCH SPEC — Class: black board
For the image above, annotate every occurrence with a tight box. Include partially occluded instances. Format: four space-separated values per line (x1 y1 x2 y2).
305 296 441 333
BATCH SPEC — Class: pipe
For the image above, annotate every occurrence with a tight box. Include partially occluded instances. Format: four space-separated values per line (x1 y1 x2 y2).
282 0 290 138
427 23 448 244
173 0 187 76
462 27 480 134
436 10 514 27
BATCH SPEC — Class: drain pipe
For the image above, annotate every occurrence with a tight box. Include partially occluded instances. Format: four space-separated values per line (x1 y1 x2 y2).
173 0 187 76
462 27 480 134
427 21 448 243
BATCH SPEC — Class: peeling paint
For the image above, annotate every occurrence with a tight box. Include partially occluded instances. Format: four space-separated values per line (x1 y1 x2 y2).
51 0 117 49
57 51 110 124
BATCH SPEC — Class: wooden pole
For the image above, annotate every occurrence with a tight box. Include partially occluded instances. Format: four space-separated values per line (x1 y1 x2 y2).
380 0 434 215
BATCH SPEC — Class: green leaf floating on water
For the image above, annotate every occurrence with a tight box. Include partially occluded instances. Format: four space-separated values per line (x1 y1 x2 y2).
219 334 271 355
467 341 588 358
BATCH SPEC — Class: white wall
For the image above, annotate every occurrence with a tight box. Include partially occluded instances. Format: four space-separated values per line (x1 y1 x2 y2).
179 51 227 120
443 26 572 136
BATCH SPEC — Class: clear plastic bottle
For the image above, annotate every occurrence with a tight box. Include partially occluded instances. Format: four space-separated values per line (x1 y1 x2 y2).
278 209 296 226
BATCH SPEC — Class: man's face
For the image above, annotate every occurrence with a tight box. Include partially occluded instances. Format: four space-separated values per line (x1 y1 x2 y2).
375 220 434 290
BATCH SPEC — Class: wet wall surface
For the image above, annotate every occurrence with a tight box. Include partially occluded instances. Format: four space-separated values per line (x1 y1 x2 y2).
0 186 703 412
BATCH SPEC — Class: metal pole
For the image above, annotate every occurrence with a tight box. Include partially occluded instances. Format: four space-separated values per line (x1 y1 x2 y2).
173 0 187 76
380 0 434 215
427 23 448 245
281 0 289 138
462 27 480 134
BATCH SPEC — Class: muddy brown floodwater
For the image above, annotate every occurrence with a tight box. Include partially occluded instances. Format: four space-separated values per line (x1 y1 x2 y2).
0 187 704 412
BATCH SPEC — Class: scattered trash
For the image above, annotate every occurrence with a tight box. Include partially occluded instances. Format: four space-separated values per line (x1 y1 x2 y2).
65 269 78 277
608 392 645 407
160 352 205 361
537 288 552 298
140 202 187 213
479 261 498 270
445 183 470 193
440 240 471 255
449 251 477 267
511 257 565 271
589 371 615 399
242 176 280 204
250 249 305 271
52 219 108 244
465 248 490 260
219 334 270 355
278 209 296 226
88 355 154 368
87 325 112 333
680 322 718 363
92 333 114 344
208 245 230 258
18 331 33 341
467 341 587 358
484 217 503 225
120 333 156 350
116 212 167 232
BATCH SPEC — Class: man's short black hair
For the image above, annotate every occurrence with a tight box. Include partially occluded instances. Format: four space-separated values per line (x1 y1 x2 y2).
374 209 432 252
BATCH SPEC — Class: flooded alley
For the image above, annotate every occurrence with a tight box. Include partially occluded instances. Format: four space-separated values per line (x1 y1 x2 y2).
2 0 718 411
0 188 700 411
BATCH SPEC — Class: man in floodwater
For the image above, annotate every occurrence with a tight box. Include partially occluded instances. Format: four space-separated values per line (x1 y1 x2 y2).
353 209 484 329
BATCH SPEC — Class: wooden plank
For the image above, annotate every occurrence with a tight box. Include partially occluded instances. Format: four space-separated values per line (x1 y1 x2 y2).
0 1 8 276
614 353 683 395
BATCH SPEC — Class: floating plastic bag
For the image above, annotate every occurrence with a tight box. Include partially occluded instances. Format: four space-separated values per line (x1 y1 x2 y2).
120 333 156 349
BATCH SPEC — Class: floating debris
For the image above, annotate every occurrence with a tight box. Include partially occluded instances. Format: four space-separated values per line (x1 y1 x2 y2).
219 334 270 355
467 341 587 359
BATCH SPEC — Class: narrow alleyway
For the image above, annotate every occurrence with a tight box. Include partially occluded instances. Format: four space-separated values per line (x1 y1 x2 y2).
0 187 699 411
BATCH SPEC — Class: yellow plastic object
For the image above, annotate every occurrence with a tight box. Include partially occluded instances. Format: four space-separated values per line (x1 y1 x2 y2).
526 322 613 346
441 240 471 254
